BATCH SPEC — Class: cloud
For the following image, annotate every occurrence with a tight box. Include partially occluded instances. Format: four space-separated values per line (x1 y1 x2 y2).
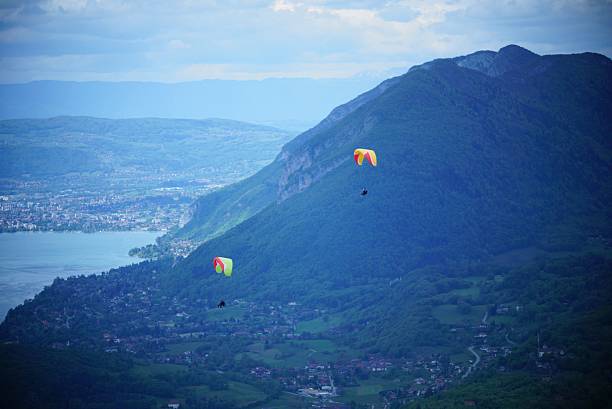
168 39 191 50
41 0 88 13
0 0 610 83
271 0 297 12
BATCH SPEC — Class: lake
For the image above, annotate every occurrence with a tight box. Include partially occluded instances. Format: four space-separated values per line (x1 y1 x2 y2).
0 231 159 321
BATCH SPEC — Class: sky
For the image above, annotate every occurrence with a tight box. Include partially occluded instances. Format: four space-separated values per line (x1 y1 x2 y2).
0 0 611 83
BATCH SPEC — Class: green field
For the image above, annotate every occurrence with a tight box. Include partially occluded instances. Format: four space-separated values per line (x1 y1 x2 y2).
245 339 360 368
337 376 403 408
132 363 188 377
432 304 487 326
261 394 306 408
243 343 286 367
297 339 361 360
296 314 343 333
450 351 472 364
188 380 267 406
245 341 324 368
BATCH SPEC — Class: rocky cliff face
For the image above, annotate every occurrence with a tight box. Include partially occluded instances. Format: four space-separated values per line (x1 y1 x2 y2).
276 111 379 202
274 76 393 201
276 147 346 202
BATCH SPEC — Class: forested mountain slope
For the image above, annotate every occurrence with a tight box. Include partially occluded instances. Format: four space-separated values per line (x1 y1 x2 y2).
177 45 611 302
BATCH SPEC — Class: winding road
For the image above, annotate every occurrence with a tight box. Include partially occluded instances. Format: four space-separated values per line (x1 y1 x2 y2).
462 346 481 379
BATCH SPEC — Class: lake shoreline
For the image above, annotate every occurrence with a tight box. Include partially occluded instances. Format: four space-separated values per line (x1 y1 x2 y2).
0 231 160 321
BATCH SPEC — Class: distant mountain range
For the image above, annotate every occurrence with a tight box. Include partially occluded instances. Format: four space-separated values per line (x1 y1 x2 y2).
0 77 383 131
0 116 292 179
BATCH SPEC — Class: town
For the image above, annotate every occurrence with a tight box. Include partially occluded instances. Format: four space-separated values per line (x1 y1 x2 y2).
5 263 543 409
0 168 229 234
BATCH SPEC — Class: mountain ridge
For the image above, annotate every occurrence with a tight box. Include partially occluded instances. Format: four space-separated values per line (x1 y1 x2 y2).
175 45 611 297
176 45 611 245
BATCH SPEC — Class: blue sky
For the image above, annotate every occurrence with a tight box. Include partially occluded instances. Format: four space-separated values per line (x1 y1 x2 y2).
0 0 610 83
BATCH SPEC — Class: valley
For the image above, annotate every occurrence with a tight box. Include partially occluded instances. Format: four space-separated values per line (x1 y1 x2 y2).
1 45 610 409
4 247 609 408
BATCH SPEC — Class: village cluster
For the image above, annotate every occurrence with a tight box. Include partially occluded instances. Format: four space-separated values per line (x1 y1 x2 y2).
27 267 537 409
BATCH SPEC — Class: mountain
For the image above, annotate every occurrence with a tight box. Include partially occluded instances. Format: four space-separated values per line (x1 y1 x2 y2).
1 46 611 408
173 43 612 357
0 77 383 130
176 74 403 242
172 44 611 405
176 44 611 256
0 116 292 179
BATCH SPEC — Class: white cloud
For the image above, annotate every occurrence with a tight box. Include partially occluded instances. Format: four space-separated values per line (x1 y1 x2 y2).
271 0 297 12
0 0 609 83
41 0 88 13
168 39 191 50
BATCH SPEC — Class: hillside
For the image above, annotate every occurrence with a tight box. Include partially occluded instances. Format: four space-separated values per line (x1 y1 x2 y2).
176 46 612 248
1 45 611 408
176 74 403 242
178 45 611 289
0 116 292 178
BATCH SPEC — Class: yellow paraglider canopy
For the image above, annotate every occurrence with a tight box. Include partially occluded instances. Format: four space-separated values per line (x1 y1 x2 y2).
354 148 377 166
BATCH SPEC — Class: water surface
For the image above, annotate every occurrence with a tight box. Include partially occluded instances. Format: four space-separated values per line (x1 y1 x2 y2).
0 231 159 320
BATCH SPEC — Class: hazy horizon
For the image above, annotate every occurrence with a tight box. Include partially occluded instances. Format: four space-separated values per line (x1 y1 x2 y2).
1 1 610 84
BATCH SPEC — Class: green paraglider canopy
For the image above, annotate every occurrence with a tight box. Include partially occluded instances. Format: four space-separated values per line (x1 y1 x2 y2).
213 256 233 277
